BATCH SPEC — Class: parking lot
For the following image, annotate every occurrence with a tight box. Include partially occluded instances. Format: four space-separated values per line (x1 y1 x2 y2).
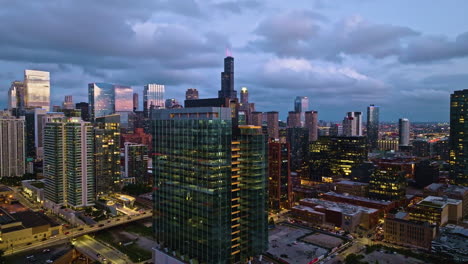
268 223 328 263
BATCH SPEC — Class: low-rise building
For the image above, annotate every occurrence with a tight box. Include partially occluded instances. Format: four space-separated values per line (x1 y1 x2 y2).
321 191 396 214
384 212 437 250
291 205 326 225
21 180 45 203
335 180 369 197
408 196 462 226
0 208 61 250
424 183 468 218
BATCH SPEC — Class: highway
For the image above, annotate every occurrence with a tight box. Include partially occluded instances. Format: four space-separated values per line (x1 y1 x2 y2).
4 211 152 256
75 235 132 264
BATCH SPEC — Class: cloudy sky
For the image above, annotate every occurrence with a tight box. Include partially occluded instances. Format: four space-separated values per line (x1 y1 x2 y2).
1 0 467 122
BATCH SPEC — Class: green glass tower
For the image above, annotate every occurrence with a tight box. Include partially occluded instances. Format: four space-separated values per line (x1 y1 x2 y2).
152 107 267 264
450 89 468 185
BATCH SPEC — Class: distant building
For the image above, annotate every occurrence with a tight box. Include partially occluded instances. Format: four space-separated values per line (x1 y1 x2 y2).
450 89 468 185
335 181 369 197
412 139 430 157
329 123 343 136
414 160 439 188
24 70 50 111
44 117 95 208
305 111 318 141
124 143 148 184
322 191 396 214
0 113 25 177
121 128 152 151
133 93 139 111
408 196 462 225
369 168 406 201
251 111 263 127
165 98 182 109
343 112 362 136
287 127 308 172
287 111 301 128
62 95 74 110
35 111 64 160
143 84 165 117
88 83 115 120
294 96 308 125
8 81 25 113
114 85 133 112
218 56 237 99
268 141 292 211
367 105 379 150
185 88 199 100
424 183 468 218
75 102 90 121
377 139 399 151
267 111 279 140
399 118 410 147
384 212 437 250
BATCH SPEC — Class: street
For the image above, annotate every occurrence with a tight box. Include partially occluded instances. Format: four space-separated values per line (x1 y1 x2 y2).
74 235 132 264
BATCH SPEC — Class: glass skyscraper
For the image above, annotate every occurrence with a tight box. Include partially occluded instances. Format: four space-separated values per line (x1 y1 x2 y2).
399 118 410 147
152 107 267 263
294 96 309 125
114 85 133 112
450 89 468 185
143 84 165 117
218 56 237 99
367 104 380 150
24 70 50 111
88 83 115 120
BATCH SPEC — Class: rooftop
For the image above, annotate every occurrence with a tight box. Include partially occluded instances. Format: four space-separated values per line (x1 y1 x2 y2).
425 183 468 195
301 198 378 215
323 191 393 205
417 196 462 208
292 205 325 215
336 180 368 186
13 210 60 228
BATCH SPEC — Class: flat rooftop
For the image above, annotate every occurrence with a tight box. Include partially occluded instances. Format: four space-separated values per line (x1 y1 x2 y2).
323 191 393 205
418 196 462 208
301 198 378 215
336 180 369 186
425 183 468 195
13 210 60 228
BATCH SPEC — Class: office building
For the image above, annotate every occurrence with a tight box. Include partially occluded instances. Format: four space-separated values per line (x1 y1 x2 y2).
43 118 95 208
133 93 139 111
335 180 369 197
94 115 121 195
408 196 462 226
114 85 133 112
24 70 50 111
0 114 25 177
238 87 255 125
287 127 308 172
384 212 437 250
267 111 279 139
294 96 308 125
366 104 379 150
450 89 468 185
368 168 406 201
152 107 267 263
287 111 301 128
218 56 237 99
251 111 263 127
424 183 468 218
75 102 90 121
8 81 25 113
62 95 74 110
399 118 410 147
412 139 430 157
268 142 292 211
124 143 148 184
185 88 199 100
121 128 152 151
343 112 362 136
305 111 318 141
143 84 165 117
307 136 368 183
378 139 399 151
165 98 182 109
329 123 343 136
88 83 115 120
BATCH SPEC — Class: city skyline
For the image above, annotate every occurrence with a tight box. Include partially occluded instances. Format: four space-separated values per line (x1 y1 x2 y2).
1 1 467 121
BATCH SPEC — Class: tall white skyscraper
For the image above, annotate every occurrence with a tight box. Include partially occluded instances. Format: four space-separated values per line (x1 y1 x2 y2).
144 84 165 117
294 96 309 125
343 112 362 136
24 70 50 111
0 112 25 177
399 118 410 146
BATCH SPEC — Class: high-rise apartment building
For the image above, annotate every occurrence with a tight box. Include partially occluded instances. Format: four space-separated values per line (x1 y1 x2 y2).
305 110 318 141
343 112 362 136
450 89 468 185
88 83 115 120
268 141 292 211
44 118 94 208
62 95 74 110
124 142 148 183
399 118 410 147
94 115 121 195
143 84 165 117
0 113 25 177
133 93 139 111
24 70 50 111
367 104 379 150
35 111 64 160
152 107 267 263
287 111 301 128
294 96 309 125
251 111 263 127
185 88 199 100
266 111 279 139
218 56 237 99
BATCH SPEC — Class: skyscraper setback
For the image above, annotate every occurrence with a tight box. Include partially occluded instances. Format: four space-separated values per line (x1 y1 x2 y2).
450 89 468 185
218 56 237 99
367 105 380 150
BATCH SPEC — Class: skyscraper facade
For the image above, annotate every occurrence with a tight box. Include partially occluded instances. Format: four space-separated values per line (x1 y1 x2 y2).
251 111 263 126
305 110 318 141
36 111 65 160
267 111 279 139
24 70 50 111
133 93 139 111
44 118 94 208
218 56 237 99
369 168 406 201
143 84 165 117
0 113 25 177
294 96 309 125
367 105 380 150
343 112 363 136
95 115 121 195
75 102 90 121
185 88 199 100
450 89 468 185
268 141 292 211
124 142 148 183
287 127 309 172
8 81 25 113
114 85 133 112
62 95 74 110
152 107 267 263
287 111 301 128
88 83 115 120
399 118 410 147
